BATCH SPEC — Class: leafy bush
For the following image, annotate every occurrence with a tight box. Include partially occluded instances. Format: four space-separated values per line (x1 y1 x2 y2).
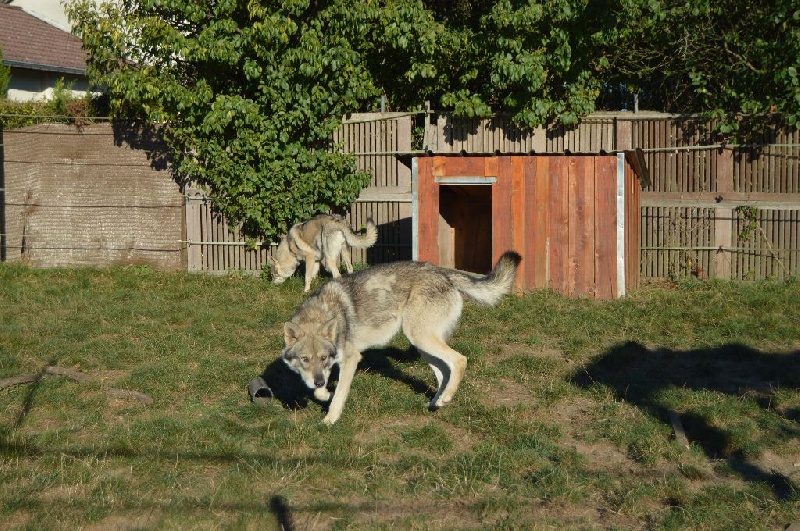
0 46 9 98
0 79 103 129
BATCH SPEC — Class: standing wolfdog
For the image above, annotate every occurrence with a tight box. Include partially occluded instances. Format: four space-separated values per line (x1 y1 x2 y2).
281 251 522 425
268 214 378 292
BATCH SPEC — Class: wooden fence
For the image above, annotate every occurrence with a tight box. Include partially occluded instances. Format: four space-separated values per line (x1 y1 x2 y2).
0 122 185 270
185 111 800 282
184 112 414 273
2 112 799 283
618 115 800 281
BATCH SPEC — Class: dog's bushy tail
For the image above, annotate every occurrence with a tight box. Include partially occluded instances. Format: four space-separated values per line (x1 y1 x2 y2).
448 251 522 305
342 217 378 248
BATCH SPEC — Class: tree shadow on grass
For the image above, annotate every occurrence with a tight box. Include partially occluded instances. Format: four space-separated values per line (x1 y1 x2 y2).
258 346 434 412
571 341 800 499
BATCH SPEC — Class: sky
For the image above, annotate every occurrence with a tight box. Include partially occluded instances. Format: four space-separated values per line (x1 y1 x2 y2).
8 0 100 31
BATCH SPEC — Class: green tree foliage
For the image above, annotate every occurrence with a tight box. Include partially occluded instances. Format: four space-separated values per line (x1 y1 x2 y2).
0 46 10 97
67 0 379 240
66 0 800 239
598 0 800 130
443 0 608 126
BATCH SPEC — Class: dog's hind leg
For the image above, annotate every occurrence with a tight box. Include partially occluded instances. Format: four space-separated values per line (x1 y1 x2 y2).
341 243 354 274
323 252 342 278
415 337 467 409
322 346 362 425
403 291 466 409
322 232 346 277
304 259 320 292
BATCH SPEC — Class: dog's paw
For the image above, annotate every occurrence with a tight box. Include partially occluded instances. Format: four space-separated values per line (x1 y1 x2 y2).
429 396 452 410
322 412 340 425
314 387 331 401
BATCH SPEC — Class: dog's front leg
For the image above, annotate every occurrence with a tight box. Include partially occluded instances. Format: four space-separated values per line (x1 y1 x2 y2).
322 347 362 425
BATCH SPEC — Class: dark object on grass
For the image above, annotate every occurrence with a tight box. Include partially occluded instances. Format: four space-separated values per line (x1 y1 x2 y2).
247 376 273 404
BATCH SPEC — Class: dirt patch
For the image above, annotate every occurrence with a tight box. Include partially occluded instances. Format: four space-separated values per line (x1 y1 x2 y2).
354 415 479 458
550 397 639 473
85 513 164 531
491 342 568 363
479 378 538 408
751 448 800 486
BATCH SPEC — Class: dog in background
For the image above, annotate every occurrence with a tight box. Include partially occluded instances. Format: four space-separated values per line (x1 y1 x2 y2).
268 214 378 292
280 251 522 425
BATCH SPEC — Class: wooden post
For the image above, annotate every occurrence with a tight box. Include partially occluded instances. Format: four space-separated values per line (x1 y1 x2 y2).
714 148 734 279
185 186 203 272
615 118 633 151
416 157 439 264
0 123 5 262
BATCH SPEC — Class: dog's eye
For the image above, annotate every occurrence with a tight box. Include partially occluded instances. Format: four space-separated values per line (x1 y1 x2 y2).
319 355 327 361
301 357 310 363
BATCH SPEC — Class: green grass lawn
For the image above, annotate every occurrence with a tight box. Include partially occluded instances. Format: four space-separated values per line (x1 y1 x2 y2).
1 263 798 530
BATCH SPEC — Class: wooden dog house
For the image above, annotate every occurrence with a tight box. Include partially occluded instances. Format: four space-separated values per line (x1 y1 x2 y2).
411 154 642 299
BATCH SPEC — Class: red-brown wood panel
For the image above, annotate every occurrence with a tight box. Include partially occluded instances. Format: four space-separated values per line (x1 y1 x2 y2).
492 156 514 265
594 156 618 299
582 157 597 297
417 157 439 264
568 156 595 297
433 156 447 179
525 156 550 290
511 157 526 290
441 156 487 177
484 157 499 180
511 157 526 254
548 157 570 294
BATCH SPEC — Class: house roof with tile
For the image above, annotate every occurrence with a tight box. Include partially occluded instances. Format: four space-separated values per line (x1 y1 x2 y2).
0 3 86 74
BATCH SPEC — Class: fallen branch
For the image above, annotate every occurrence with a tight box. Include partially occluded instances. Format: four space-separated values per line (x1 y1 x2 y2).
0 366 153 405
44 365 92 383
107 388 154 406
0 374 39 391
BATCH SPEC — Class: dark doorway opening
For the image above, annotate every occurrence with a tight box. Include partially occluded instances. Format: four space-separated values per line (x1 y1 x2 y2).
437 185 493 273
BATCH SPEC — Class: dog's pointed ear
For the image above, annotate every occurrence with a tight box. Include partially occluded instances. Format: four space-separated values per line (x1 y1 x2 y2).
320 318 337 343
284 322 303 347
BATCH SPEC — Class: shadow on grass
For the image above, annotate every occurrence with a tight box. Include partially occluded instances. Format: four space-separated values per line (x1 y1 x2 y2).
258 346 434 412
258 359 311 410
269 495 294 531
571 341 800 499
360 346 435 400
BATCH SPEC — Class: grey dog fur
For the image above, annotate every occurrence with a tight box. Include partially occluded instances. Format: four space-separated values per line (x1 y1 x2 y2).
281 251 522 425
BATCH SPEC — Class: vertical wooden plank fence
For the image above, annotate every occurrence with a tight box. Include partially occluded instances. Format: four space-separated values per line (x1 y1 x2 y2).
181 111 798 283
4 113 794 285
184 112 414 274
618 115 800 281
